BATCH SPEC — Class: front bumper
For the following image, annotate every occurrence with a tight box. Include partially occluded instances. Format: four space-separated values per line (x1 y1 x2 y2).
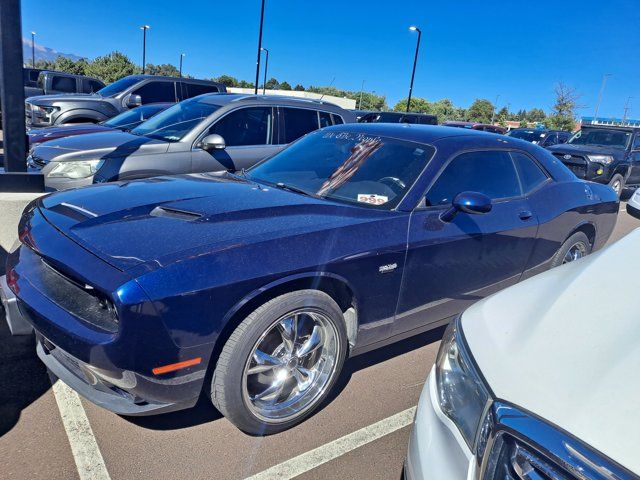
405 368 475 479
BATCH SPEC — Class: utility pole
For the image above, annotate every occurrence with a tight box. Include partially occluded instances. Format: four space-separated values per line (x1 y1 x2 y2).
358 80 365 110
490 94 500 124
254 0 266 94
140 25 150 74
261 47 269 94
594 73 612 122
406 25 422 113
179 53 185 77
30 31 35 66
622 96 632 125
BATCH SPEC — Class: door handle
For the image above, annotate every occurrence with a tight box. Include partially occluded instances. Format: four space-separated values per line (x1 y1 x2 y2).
519 210 533 220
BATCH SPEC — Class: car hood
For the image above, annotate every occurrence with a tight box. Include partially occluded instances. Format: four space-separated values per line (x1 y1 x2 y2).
547 143 625 157
461 229 640 473
28 124 113 145
37 173 381 272
31 131 169 163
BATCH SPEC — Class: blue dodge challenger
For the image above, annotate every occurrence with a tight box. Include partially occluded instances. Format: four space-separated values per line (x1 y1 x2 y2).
4 124 618 434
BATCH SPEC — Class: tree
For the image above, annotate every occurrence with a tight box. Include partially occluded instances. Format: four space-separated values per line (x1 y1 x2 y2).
279 81 292 91
294 84 305 91
467 99 495 124
145 63 180 77
307 85 388 111
265 77 280 90
237 79 254 88
527 108 546 123
520 119 529 128
393 97 431 113
548 82 579 131
85 51 137 84
214 75 239 87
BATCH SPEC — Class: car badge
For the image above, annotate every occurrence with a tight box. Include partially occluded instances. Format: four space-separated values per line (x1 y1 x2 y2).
378 263 398 274
563 154 572 160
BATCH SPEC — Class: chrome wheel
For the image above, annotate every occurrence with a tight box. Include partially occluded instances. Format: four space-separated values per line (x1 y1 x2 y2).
563 242 587 264
611 179 622 195
242 309 340 423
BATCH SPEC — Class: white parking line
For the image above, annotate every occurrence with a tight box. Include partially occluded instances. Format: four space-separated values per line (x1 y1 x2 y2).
52 380 111 480
245 406 417 480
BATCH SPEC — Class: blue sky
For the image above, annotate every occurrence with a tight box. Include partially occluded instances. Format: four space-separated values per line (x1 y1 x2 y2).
22 0 639 118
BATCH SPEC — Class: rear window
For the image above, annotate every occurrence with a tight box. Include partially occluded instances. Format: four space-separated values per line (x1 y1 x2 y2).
283 107 320 143
51 76 77 93
182 82 220 99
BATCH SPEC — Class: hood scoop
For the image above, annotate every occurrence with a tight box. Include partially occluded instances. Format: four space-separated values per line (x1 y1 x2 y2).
49 202 99 222
150 206 202 221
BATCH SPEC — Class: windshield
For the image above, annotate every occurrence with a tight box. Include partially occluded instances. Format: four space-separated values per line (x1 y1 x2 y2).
248 130 435 209
130 99 220 142
568 128 631 148
96 77 140 97
506 129 545 142
103 104 168 130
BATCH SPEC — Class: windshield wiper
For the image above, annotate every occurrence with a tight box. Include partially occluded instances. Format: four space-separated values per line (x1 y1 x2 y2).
274 182 320 198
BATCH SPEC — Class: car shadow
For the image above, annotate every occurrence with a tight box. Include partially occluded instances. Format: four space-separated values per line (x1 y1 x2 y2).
125 325 446 432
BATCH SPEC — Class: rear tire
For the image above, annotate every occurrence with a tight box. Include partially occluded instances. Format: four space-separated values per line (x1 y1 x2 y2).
550 231 592 268
210 290 348 435
608 174 625 198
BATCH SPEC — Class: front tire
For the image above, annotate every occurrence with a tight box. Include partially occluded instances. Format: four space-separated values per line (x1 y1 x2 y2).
550 231 592 268
211 290 348 435
608 174 625 198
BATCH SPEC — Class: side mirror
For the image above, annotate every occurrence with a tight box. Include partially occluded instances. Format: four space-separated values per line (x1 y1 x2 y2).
440 191 492 222
200 134 226 151
126 94 142 108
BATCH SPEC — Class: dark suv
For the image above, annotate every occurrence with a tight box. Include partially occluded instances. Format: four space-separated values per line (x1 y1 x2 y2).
359 111 438 125
507 128 571 148
548 125 640 196
28 94 356 190
25 75 226 127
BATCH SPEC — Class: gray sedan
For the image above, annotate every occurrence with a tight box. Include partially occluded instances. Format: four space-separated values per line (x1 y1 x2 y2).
28 94 355 190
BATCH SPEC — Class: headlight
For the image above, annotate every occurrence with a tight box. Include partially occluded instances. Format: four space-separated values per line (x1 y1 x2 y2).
435 318 490 449
587 154 614 165
30 104 58 115
47 160 104 179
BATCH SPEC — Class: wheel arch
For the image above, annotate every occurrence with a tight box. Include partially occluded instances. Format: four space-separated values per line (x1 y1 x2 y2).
206 273 358 378
566 221 597 247
56 109 106 125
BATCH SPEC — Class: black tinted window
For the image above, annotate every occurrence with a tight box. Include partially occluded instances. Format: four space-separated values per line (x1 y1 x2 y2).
210 107 273 146
634 135 640 149
332 114 344 125
426 151 520 206
319 111 333 128
51 76 76 93
511 152 548 193
283 108 320 143
183 83 219 99
82 79 103 94
132 81 176 103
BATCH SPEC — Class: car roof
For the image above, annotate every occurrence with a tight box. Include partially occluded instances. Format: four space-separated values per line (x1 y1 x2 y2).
124 75 223 86
193 93 347 111
581 125 640 133
320 123 506 143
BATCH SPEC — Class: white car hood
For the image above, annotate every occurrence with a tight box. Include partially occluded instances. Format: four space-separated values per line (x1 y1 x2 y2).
462 228 640 474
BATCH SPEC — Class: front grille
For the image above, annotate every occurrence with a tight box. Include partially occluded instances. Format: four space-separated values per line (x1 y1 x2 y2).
553 153 587 179
33 256 119 333
553 153 587 165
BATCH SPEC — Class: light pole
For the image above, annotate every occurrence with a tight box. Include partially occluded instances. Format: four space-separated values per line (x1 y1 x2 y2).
140 25 150 74
623 96 632 124
179 53 185 77
261 47 269 94
490 94 500 124
406 25 422 113
30 31 36 66
254 0 266 94
358 80 365 110
594 73 612 122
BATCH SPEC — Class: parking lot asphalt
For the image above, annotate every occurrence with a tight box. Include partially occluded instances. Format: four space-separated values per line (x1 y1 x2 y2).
1 206 638 480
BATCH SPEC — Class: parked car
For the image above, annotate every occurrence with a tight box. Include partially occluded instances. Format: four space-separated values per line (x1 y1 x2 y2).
548 125 640 197
27 103 171 148
27 94 355 190
405 228 640 480
359 111 438 125
2 124 617 435
443 121 507 134
627 187 640 219
25 75 226 127
350 109 375 121
507 128 571 147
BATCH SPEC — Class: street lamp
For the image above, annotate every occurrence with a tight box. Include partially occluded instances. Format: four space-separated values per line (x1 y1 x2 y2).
140 25 150 74
260 47 269 94
254 0 266 94
179 53 185 77
30 31 36 67
594 73 612 122
406 25 422 113
490 94 500 124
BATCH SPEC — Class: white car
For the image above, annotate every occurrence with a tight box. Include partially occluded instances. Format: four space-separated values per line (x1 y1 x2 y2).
628 188 640 219
405 228 640 479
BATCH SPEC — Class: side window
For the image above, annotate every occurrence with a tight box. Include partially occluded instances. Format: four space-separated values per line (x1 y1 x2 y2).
319 111 333 128
633 135 640 150
183 83 219 99
82 79 103 94
209 107 273 146
544 133 558 146
132 81 177 104
51 76 77 93
425 151 521 206
331 114 344 125
282 107 320 143
511 152 548 193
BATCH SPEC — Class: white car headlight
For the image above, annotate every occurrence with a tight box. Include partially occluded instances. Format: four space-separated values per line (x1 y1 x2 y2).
587 155 614 165
435 318 490 449
47 160 105 179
